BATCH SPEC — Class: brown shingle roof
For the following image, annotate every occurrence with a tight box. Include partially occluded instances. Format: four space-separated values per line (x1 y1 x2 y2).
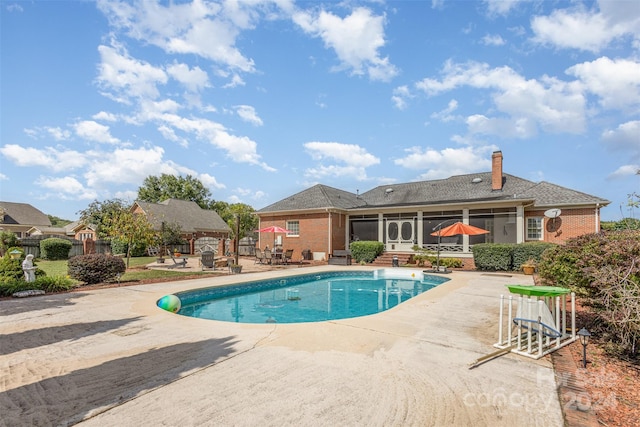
258 173 610 212
0 201 51 226
134 199 230 233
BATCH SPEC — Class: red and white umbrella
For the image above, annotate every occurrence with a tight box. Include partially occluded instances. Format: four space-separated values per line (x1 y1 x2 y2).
256 226 292 248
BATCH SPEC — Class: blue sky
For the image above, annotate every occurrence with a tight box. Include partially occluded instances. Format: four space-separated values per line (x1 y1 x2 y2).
1 0 639 222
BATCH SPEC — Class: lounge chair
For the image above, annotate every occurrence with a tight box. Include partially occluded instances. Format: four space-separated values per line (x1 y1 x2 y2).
167 249 187 268
200 250 216 270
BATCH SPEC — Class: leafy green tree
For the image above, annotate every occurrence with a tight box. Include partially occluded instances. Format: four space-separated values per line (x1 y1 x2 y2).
104 209 156 267
0 231 19 256
78 199 129 238
48 215 72 227
137 174 212 208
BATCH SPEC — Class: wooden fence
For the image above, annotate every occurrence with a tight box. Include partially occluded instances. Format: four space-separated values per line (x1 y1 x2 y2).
19 236 112 258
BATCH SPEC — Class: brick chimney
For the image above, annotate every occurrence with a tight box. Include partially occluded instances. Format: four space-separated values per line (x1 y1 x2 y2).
492 151 503 191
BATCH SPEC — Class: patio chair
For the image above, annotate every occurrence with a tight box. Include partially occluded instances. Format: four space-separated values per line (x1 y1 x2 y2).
200 250 216 270
263 249 273 265
283 249 294 264
254 249 264 264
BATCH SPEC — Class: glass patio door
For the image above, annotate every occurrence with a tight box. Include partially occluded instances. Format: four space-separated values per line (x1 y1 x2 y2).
386 220 414 251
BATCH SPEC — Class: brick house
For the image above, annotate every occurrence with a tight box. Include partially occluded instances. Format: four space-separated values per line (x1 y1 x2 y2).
256 151 610 261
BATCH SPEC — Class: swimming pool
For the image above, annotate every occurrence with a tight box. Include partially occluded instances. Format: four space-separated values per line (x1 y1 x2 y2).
171 269 450 324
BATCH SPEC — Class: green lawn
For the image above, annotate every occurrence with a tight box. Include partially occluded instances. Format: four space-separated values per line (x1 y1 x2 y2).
36 256 205 284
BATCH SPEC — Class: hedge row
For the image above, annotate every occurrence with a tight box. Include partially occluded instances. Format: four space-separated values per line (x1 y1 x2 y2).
472 242 556 271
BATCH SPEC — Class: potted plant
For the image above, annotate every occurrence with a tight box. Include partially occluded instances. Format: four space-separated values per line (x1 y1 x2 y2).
230 264 242 274
173 248 181 258
521 258 536 275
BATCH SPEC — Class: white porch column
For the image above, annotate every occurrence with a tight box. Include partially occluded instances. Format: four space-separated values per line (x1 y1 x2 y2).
378 213 385 245
517 206 524 243
462 208 470 252
417 211 423 247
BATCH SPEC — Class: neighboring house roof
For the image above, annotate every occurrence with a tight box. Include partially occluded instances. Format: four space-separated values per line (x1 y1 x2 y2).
64 220 96 234
27 226 67 235
134 199 231 234
258 173 610 213
0 201 52 226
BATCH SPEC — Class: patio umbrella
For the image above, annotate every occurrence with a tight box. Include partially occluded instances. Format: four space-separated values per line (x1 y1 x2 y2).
256 225 292 249
430 222 489 271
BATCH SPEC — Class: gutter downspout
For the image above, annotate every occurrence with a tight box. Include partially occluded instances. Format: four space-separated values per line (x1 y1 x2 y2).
595 203 600 233
327 209 332 257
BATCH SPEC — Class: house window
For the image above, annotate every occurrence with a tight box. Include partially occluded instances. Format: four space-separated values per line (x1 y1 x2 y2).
527 217 543 240
286 221 299 236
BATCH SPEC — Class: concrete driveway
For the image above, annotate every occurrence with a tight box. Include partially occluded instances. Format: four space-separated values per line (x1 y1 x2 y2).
0 267 563 427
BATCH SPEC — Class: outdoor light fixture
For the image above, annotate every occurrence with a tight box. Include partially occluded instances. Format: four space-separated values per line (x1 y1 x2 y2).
577 327 591 368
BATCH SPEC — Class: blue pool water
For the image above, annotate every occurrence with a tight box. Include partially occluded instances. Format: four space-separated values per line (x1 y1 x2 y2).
174 269 449 324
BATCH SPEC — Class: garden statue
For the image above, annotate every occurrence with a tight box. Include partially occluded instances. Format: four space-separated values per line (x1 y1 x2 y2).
22 254 36 283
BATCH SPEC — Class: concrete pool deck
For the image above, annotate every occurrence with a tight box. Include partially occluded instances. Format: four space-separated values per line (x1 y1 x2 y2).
1 268 565 426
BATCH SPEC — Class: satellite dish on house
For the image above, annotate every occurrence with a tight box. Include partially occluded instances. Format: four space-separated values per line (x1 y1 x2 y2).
544 208 561 219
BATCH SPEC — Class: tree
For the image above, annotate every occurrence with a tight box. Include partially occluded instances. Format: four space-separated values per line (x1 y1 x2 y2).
78 199 130 238
48 215 72 227
138 174 212 208
104 209 156 268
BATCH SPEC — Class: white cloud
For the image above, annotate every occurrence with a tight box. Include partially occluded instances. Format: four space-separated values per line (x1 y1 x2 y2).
392 85 412 110
566 57 640 113
73 120 120 144
35 176 97 200
293 7 398 82
166 62 210 92
96 42 168 102
92 111 118 122
198 173 225 190
84 146 178 187
153 113 274 170
481 34 505 46
601 120 640 159
0 173 7 180
0 144 86 172
431 99 459 122
484 0 522 16
96 0 264 73
235 105 263 126
45 127 71 141
415 60 587 138
303 141 380 181
394 145 497 180
531 1 640 53
608 164 640 179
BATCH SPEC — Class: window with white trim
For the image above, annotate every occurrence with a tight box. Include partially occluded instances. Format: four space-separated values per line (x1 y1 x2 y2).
526 217 543 240
286 220 299 236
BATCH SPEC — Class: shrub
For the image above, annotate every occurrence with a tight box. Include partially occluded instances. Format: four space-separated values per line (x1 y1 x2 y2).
0 275 75 297
512 242 556 270
0 231 20 256
68 254 126 284
472 243 513 271
110 239 147 257
350 241 384 263
40 238 72 260
538 230 640 358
